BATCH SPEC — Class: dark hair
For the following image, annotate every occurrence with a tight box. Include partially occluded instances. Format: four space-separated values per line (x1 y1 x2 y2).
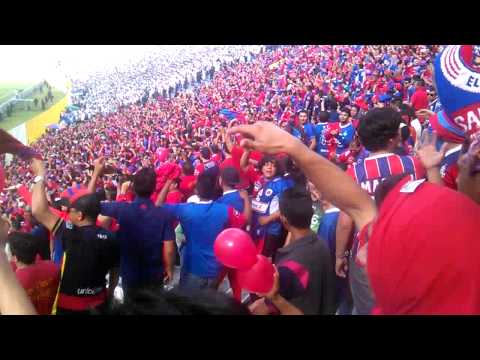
416 79 425 87
298 110 308 117
8 232 38 265
101 286 250 315
71 194 101 222
200 147 211 160
258 155 280 177
318 111 330 123
133 168 156 198
358 108 401 152
196 172 217 200
279 187 313 229
374 174 408 208
340 107 351 117
182 161 194 176
282 157 306 188
210 144 220 154
398 103 416 121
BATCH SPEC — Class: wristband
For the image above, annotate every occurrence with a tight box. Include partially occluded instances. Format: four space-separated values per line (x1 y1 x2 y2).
336 250 350 259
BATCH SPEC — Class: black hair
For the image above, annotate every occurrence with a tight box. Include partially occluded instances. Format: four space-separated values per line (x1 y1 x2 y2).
8 232 39 265
196 172 218 200
258 155 280 177
400 125 411 142
200 147 211 160
282 157 306 188
358 108 401 152
182 161 194 176
279 187 313 229
100 286 250 315
133 167 157 198
416 79 425 87
298 109 308 116
340 107 351 117
210 144 220 154
318 111 330 123
374 174 408 208
398 103 416 120
71 194 101 222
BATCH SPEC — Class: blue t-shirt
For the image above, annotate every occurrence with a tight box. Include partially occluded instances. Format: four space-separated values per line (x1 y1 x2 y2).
314 122 329 156
100 197 175 289
335 123 355 154
252 176 294 238
217 190 244 212
303 123 315 144
163 201 241 278
317 208 340 260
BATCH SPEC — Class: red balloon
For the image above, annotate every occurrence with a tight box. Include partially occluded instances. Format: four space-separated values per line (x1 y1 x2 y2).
238 255 275 294
214 228 257 270
0 165 4 192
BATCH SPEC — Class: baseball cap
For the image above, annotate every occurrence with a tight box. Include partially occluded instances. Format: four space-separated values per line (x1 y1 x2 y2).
366 176 480 314
60 184 91 207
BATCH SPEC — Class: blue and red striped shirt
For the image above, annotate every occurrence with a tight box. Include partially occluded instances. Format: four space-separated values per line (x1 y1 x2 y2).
347 153 426 196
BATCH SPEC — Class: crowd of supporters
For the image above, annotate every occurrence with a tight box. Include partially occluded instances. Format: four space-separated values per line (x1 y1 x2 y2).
0 44 479 315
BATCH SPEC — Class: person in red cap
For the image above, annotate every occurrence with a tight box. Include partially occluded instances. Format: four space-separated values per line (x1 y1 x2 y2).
30 158 120 315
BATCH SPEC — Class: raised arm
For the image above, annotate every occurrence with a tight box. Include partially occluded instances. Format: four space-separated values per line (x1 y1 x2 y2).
31 159 60 232
155 179 173 207
87 157 105 194
239 148 251 173
228 122 377 231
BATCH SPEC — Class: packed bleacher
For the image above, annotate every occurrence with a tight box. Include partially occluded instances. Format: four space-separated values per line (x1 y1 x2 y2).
0 44 479 315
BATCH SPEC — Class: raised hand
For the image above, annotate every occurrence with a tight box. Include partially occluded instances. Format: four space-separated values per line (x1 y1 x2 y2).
416 130 448 170
228 121 301 155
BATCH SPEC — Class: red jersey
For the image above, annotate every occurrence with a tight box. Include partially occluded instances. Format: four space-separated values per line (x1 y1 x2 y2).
15 260 60 315
347 153 426 196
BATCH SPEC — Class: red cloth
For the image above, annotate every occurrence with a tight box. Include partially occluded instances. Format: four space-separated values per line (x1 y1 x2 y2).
443 163 459 190
410 86 429 112
155 162 181 192
15 260 60 315
0 129 41 160
366 177 480 315
166 190 183 204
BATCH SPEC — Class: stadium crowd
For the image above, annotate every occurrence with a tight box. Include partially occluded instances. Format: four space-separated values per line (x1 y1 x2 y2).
0 44 479 315
67 45 263 121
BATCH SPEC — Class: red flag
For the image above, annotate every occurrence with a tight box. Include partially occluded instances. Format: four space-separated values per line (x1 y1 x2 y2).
0 129 41 160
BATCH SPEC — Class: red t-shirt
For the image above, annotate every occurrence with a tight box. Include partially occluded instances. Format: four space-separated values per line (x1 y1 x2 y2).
411 87 429 111
15 260 60 315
